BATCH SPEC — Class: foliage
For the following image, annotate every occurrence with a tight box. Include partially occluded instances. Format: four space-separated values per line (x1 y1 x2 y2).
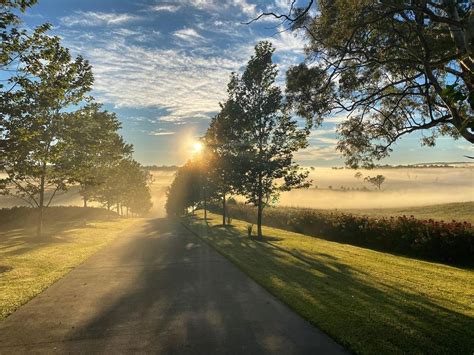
224 41 311 237
213 203 474 265
165 159 206 216
89 158 153 216
60 103 133 206
267 0 474 167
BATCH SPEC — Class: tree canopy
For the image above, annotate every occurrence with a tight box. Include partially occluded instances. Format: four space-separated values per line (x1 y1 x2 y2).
255 0 473 167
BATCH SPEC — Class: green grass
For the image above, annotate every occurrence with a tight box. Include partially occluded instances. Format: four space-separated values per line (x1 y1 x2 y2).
186 211 474 355
0 209 143 320
341 201 474 224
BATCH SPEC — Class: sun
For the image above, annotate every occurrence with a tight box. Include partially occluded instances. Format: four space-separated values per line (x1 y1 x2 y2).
192 141 203 154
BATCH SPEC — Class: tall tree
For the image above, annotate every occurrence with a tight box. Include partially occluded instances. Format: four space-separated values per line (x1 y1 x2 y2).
229 41 311 239
0 32 93 236
252 1 474 167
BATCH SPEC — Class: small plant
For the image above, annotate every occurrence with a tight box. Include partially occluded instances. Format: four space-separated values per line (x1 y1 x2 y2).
247 224 253 238
227 215 232 225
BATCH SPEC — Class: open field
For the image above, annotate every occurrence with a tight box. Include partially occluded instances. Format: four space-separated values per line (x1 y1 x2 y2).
186 211 474 354
279 166 474 209
0 207 143 320
342 201 474 224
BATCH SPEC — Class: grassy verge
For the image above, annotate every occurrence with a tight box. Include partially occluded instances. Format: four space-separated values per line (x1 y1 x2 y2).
0 208 143 320
186 211 474 355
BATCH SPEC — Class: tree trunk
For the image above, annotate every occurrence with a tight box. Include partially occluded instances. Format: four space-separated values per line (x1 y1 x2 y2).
257 172 263 239
83 195 88 208
204 195 207 220
126 207 129 218
36 172 45 237
222 193 226 226
116 203 120 215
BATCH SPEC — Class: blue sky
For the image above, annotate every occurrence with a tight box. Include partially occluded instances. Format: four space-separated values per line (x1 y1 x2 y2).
20 0 474 166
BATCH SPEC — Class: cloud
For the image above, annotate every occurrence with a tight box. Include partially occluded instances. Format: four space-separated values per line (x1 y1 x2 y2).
149 130 176 136
173 28 204 42
65 35 247 123
60 11 142 27
149 4 181 12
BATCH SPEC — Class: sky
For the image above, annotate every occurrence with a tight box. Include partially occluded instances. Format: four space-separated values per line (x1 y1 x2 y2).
19 0 474 166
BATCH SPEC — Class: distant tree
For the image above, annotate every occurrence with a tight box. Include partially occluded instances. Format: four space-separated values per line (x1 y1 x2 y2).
228 42 311 239
0 33 93 236
90 158 152 216
251 1 474 167
364 175 386 190
354 171 363 180
165 160 204 217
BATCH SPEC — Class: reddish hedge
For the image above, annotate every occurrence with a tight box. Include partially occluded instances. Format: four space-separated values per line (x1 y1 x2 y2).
213 204 474 265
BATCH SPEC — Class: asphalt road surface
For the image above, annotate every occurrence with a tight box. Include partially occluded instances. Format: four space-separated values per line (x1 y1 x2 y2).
0 218 347 354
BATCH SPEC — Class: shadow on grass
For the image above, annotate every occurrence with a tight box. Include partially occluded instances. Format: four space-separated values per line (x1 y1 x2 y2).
186 216 474 354
0 207 120 257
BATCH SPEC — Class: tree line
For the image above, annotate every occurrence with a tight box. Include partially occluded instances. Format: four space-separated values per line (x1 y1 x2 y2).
1 1 152 236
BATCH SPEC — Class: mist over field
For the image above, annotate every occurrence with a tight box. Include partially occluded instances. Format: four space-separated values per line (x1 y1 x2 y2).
1 166 473 215
279 166 474 209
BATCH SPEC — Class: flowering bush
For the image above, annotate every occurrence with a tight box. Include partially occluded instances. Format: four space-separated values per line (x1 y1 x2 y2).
212 204 474 265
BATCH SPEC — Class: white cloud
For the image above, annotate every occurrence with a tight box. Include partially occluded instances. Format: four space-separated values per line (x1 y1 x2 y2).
66 35 247 122
150 4 181 12
60 11 142 27
173 28 204 42
149 130 176 136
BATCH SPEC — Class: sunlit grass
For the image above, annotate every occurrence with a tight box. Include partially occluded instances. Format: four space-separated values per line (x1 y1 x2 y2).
187 211 474 355
0 214 143 320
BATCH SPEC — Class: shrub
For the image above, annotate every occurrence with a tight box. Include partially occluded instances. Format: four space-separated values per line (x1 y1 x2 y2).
212 204 474 265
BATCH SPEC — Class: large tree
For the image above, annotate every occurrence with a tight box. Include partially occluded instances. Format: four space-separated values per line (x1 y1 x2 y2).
0 31 93 236
253 0 473 167
229 41 310 238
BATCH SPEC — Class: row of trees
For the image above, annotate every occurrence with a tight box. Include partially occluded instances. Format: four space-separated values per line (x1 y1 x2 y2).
166 42 311 238
1 1 152 235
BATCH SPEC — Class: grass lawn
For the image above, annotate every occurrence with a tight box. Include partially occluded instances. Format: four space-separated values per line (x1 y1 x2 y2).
342 201 474 224
0 211 143 320
186 211 474 355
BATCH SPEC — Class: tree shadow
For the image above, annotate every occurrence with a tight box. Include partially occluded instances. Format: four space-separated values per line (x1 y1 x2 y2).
64 218 276 353
188 218 474 354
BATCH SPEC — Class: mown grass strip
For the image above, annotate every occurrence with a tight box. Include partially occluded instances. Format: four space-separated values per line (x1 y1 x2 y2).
186 211 474 355
0 216 143 320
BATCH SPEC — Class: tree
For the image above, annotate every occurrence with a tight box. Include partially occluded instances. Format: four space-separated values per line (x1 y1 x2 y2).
354 171 363 180
204 99 243 225
252 1 474 167
90 158 153 216
0 32 93 236
364 175 386 190
228 41 311 239
165 160 205 217
60 103 133 207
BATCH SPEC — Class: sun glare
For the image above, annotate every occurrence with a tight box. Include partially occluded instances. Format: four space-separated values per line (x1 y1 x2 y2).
192 142 203 154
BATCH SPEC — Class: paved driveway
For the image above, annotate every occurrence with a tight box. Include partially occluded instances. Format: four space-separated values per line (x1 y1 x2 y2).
0 218 346 354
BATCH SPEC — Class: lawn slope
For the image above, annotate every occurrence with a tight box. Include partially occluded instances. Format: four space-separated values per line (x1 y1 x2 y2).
186 211 474 355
